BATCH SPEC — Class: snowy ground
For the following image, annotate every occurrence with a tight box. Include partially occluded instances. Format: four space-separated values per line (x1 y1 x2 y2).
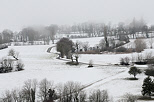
124 37 154 49
71 37 104 47
0 44 153 101
79 53 131 65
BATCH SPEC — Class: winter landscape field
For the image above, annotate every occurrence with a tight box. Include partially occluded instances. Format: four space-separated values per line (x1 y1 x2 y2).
0 37 153 102
1 0 154 102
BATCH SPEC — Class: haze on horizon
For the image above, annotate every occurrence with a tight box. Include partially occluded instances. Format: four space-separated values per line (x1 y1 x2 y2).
0 0 153 31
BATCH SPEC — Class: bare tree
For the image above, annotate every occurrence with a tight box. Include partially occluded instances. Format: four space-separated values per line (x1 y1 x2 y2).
11 89 24 102
21 27 38 44
136 53 143 62
108 38 116 48
134 39 146 52
75 41 82 52
72 82 83 102
62 81 75 102
78 91 87 102
144 52 153 60
2 90 13 102
0 34 3 44
104 25 109 48
38 78 54 102
129 18 137 39
47 24 58 44
56 83 64 102
8 49 19 60
74 53 79 64
8 49 15 56
149 37 154 49
82 42 89 52
22 79 38 102
99 39 106 51
2 29 13 43
57 81 82 102
89 90 109 102
11 89 19 102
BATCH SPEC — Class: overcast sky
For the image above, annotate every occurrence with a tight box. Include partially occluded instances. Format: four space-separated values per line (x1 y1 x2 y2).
0 0 153 31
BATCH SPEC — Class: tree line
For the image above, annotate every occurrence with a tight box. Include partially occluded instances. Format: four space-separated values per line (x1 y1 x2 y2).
0 79 111 102
1 78 142 102
1 18 154 46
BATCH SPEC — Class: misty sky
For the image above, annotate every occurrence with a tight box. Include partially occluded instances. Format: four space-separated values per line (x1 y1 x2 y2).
0 0 154 31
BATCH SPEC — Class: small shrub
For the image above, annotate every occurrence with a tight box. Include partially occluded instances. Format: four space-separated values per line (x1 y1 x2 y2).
16 60 24 71
8 49 15 56
134 62 147 65
120 57 130 65
66 61 79 65
88 60 93 67
116 41 125 47
116 47 127 52
145 68 154 77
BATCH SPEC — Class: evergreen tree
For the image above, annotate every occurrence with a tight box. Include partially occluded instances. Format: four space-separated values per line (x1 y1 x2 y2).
141 76 153 96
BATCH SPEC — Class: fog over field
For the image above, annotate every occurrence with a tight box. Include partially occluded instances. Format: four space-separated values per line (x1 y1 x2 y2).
0 0 154 31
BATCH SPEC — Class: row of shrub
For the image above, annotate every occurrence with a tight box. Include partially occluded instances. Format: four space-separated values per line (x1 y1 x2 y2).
120 52 154 65
116 47 136 53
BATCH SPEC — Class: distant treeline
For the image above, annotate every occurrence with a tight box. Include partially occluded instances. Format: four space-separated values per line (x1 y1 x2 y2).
1 18 154 45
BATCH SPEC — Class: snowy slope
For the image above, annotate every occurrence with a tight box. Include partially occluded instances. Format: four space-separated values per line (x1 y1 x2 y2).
71 37 104 47
124 38 154 49
0 45 125 98
0 44 153 101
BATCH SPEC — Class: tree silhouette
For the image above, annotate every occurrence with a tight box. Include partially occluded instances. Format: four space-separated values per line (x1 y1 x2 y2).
128 66 141 78
141 76 153 96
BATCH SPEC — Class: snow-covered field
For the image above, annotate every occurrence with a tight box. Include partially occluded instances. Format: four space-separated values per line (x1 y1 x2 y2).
79 53 131 65
71 37 104 47
124 38 154 49
0 43 152 101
